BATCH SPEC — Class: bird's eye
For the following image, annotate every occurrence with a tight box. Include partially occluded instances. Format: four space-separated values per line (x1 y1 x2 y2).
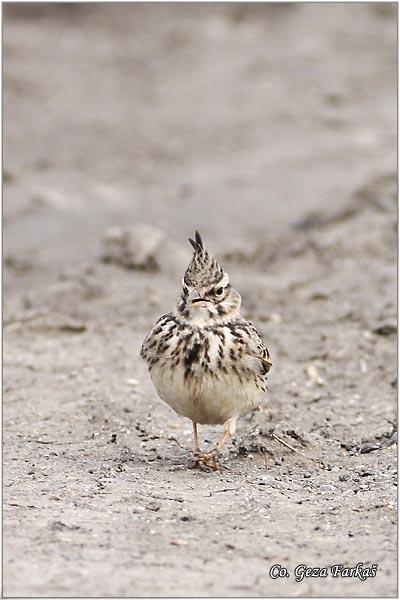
182 285 189 295
215 287 224 296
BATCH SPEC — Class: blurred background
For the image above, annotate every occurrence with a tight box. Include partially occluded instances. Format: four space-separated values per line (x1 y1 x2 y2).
4 2 396 286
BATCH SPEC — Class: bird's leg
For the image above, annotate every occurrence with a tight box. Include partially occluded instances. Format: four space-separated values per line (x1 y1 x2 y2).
193 418 237 471
207 418 237 458
192 422 200 452
215 426 234 453
187 422 206 469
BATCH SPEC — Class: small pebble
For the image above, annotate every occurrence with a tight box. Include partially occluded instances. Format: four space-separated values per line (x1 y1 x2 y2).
126 379 139 387
320 484 336 493
373 323 397 336
360 444 381 454
305 364 325 386
171 539 187 546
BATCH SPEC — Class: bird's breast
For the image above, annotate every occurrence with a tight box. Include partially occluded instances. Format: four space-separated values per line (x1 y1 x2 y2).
143 317 268 424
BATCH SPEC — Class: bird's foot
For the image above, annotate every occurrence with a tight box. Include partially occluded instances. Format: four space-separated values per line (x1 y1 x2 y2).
189 449 221 472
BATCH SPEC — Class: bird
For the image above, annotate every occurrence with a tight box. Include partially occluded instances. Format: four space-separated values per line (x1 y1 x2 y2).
140 230 272 470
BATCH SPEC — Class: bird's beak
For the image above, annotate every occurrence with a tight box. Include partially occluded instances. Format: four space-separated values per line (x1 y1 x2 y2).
187 289 202 302
187 289 207 305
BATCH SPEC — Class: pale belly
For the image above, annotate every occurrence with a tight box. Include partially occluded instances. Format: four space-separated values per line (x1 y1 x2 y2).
149 362 264 425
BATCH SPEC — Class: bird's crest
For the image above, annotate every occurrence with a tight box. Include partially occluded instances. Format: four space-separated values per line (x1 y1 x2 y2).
184 230 224 287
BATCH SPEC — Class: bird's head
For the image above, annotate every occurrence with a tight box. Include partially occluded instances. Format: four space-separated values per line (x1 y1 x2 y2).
176 231 241 325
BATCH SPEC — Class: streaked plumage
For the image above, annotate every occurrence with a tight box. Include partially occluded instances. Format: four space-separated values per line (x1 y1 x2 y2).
141 231 272 469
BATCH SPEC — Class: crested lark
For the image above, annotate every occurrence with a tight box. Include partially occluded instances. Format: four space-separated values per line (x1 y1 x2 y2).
141 231 272 469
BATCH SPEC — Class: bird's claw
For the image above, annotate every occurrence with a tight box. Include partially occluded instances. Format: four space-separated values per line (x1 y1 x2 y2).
189 449 221 472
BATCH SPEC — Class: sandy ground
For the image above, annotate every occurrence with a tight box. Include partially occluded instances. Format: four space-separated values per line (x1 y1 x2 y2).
3 3 397 597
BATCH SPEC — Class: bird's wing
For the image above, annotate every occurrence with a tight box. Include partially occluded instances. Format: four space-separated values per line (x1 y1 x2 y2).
241 320 272 376
140 313 175 361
